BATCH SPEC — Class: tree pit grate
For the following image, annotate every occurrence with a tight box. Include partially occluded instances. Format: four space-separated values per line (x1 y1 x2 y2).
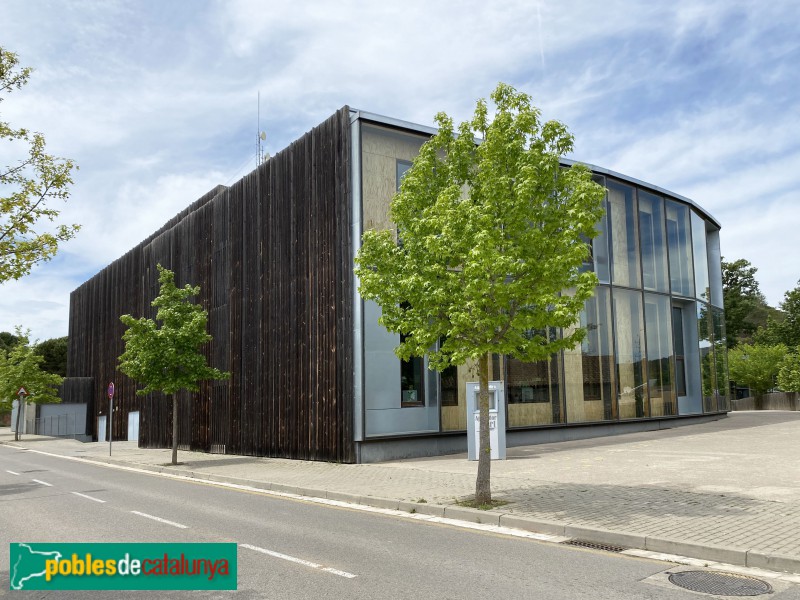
668 571 773 596
561 539 626 553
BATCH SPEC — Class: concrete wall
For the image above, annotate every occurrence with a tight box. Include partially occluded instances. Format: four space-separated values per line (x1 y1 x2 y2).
732 392 800 411
26 403 89 441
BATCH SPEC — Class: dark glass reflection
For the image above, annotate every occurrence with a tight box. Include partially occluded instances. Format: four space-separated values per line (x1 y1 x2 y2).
400 334 424 406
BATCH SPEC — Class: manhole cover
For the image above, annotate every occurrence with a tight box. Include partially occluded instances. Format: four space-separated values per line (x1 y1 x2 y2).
668 571 772 596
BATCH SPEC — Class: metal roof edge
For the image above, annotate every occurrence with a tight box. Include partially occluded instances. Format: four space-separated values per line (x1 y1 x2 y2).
350 108 721 229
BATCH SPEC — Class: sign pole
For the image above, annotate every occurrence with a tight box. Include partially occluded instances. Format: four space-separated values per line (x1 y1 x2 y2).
108 382 115 456
15 387 28 442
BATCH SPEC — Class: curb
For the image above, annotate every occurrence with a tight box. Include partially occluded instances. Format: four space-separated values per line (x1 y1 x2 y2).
5 442 800 576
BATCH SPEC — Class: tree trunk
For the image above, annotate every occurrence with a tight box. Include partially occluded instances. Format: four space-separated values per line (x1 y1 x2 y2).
171 395 178 465
14 398 22 442
475 352 492 505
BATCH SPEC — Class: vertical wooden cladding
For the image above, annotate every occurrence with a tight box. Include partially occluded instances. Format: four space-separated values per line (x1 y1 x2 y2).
65 108 354 462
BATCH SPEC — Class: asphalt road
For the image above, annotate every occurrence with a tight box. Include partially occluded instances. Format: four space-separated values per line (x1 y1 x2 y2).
1 444 797 599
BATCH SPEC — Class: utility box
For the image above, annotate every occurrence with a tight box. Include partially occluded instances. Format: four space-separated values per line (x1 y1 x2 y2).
466 381 506 461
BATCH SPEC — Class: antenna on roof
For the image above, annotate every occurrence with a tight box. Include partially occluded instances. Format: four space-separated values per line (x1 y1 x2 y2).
257 92 270 165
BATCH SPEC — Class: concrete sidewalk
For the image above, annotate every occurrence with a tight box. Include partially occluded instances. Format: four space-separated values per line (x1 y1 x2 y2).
3 411 800 574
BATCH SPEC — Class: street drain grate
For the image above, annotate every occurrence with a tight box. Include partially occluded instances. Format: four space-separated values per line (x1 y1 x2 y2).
562 539 626 553
668 571 773 596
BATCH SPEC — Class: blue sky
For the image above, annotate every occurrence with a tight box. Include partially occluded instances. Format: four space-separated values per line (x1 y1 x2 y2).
1 0 799 341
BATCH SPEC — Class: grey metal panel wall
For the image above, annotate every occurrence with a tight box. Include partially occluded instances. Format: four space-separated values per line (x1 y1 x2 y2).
65 107 354 462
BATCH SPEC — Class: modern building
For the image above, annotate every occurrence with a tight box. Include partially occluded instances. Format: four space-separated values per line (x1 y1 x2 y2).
62 107 729 463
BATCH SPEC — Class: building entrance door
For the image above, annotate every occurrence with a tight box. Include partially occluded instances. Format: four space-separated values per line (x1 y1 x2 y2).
97 416 107 442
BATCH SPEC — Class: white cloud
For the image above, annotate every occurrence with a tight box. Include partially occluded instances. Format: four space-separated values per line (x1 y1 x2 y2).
0 0 799 340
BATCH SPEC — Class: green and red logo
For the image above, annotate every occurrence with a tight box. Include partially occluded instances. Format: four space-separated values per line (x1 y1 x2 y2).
10 543 237 590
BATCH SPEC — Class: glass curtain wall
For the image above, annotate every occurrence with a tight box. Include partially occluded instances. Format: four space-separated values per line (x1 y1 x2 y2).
644 294 676 416
698 303 717 412
666 200 695 297
692 212 710 302
507 329 564 427
712 307 730 411
608 182 641 288
613 289 648 419
590 175 611 283
564 288 616 422
638 191 669 293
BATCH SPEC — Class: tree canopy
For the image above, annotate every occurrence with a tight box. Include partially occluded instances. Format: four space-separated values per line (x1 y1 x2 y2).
728 343 786 397
778 349 800 393
722 258 771 347
1 47 80 283
119 264 228 464
35 336 67 377
0 328 62 440
355 83 606 503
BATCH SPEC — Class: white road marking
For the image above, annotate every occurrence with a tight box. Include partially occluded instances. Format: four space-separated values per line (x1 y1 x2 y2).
32 479 52 487
130 510 187 529
14 443 800 587
240 543 357 579
6 470 19 475
71 491 106 503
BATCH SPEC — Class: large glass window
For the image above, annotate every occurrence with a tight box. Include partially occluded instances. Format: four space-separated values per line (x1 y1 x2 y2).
692 212 710 302
608 181 641 288
707 228 723 308
590 176 611 283
698 304 716 412
613 289 648 419
672 306 687 397
507 330 564 426
644 294 676 416
666 200 694 297
400 334 424 407
712 307 729 411
564 288 616 423
638 191 669 293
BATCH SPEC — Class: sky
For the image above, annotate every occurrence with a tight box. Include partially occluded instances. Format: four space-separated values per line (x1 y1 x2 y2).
1 0 799 342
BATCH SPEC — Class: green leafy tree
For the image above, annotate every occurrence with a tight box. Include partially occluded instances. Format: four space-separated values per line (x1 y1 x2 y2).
778 349 800 393
0 328 62 440
1 47 80 283
755 281 800 349
0 331 21 353
728 343 787 399
722 258 773 347
35 336 67 377
355 83 605 504
119 264 229 465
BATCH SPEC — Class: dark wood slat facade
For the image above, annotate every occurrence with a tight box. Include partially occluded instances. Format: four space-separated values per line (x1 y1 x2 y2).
64 107 354 462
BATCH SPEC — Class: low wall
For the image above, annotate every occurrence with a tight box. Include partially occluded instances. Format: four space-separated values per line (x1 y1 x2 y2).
732 392 800 411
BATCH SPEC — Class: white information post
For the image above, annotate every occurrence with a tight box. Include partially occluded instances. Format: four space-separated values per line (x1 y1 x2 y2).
466 381 506 461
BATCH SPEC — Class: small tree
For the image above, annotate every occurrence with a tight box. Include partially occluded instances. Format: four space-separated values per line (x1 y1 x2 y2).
0 329 62 441
1 47 80 283
355 83 605 504
728 343 787 400
777 349 800 393
119 264 228 465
